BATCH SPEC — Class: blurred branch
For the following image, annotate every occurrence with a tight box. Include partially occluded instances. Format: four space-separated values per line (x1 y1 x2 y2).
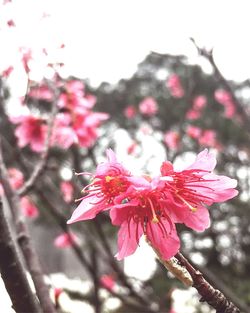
190 37 250 133
18 82 59 197
0 139 56 313
0 199 40 313
175 252 240 313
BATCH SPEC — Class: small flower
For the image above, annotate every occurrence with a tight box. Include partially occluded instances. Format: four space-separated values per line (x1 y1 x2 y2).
67 149 131 223
166 74 184 98
100 274 115 291
139 97 158 116
124 105 137 119
60 181 74 203
10 115 47 152
54 232 79 248
20 197 39 218
110 177 180 260
164 131 180 150
160 149 238 231
193 95 207 110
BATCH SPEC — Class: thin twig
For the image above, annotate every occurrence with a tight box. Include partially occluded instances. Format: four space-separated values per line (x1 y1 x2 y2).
0 139 56 313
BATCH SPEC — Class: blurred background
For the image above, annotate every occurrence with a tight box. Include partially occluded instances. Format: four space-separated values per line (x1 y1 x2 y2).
1 0 250 312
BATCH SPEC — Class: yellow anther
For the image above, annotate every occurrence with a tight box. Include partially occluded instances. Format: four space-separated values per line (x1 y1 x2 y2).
152 216 159 223
176 194 197 212
105 176 112 182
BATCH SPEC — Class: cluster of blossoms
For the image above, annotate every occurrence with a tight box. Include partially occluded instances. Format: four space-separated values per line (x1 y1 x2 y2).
10 80 109 152
214 89 236 118
0 168 39 218
68 149 238 260
186 126 221 149
186 95 207 120
166 74 185 98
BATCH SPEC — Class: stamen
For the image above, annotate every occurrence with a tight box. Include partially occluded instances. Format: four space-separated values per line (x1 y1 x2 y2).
148 198 159 223
176 194 197 212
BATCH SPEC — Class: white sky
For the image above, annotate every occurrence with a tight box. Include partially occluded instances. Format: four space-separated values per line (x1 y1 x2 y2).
1 0 250 86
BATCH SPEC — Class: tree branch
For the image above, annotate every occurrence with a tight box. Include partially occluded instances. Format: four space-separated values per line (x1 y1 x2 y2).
0 139 56 313
175 252 240 313
0 200 41 313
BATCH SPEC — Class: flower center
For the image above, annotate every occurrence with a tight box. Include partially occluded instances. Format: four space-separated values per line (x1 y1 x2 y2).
101 176 129 197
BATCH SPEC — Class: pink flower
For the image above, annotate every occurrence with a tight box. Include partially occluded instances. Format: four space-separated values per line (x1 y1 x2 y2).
54 232 79 248
73 111 109 148
160 149 238 231
139 97 158 116
124 105 137 119
2 66 14 78
100 275 115 291
110 177 180 260
166 74 184 98
214 89 236 118
164 131 180 150
19 47 32 74
186 109 201 120
186 125 202 139
52 113 78 149
60 181 74 203
67 149 131 224
10 115 47 152
198 130 217 147
29 84 53 101
0 168 24 196
193 95 207 110
20 197 39 218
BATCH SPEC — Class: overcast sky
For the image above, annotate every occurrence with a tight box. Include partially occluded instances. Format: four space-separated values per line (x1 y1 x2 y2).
1 0 250 86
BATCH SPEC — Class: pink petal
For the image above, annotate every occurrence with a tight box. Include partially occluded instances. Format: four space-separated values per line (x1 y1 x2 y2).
67 195 105 224
182 205 210 232
115 219 143 260
186 149 216 172
146 219 180 260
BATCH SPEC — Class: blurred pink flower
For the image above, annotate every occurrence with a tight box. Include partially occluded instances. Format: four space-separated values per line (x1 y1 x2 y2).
10 115 47 152
186 109 201 120
100 274 115 291
139 97 158 116
124 105 137 119
193 95 207 110
198 130 217 147
60 181 74 203
2 66 14 78
54 232 79 248
127 141 139 155
166 74 184 98
186 125 202 139
20 197 39 218
0 168 24 195
214 89 236 118
29 84 53 101
164 131 180 150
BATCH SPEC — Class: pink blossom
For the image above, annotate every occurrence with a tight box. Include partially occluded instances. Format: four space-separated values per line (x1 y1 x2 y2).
139 97 158 116
67 149 131 224
166 74 184 98
2 66 14 78
186 109 201 120
52 113 78 149
164 131 180 150
54 232 79 248
60 181 74 203
198 130 217 147
186 125 202 139
73 111 109 148
29 84 53 101
193 95 207 110
100 275 115 291
214 89 232 105
10 115 47 152
0 168 24 195
68 149 238 261
160 149 238 231
19 47 32 74
110 177 180 260
124 105 137 119
20 197 39 218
